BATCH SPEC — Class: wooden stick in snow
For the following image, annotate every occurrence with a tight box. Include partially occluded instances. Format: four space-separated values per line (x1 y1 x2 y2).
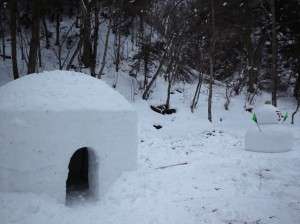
156 162 188 170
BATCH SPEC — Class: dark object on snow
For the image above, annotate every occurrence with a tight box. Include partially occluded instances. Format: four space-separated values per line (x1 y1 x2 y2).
150 105 164 114
153 124 162 129
206 132 215 136
245 107 253 113
156 162 188 170
150 104 177 115
164 108 176 114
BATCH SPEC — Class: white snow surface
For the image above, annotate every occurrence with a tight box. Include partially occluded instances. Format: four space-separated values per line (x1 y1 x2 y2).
0 76 300 224
245 125 293 153
0 70 133 112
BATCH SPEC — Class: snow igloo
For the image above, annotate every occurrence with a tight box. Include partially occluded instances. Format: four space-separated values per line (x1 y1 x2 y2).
0 71 137 204
245 104 293 153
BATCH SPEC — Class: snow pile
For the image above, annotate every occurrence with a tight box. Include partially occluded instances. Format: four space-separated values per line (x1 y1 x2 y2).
245 104 293 153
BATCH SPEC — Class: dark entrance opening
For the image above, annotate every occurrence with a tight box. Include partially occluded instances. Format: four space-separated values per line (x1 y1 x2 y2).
66 147 89 204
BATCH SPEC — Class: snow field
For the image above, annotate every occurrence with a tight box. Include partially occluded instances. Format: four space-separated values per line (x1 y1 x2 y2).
1 83 300 224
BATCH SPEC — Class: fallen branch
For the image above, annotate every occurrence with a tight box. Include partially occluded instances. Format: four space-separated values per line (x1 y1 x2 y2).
156 162 188 170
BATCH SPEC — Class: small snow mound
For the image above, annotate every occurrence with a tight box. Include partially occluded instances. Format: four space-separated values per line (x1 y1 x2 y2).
255 104 279 124
245 125 293 153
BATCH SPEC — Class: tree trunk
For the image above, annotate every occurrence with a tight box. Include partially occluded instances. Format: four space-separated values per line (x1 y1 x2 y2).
55 13 60 46
0 2 5 61
142 50 168 100
9 0 19 79
113 32 121 88
292 69 300 124
98 19 111 78
271 0 278 107
1 32 5 61
66 38 83 70
247 42 255 93
291 98 300 124
191 73 203 113
81 0 92 68
294 69 300 98
208 0 215 122
0 12 5 61
42 16 50 49
208 53 214 122
143 46 149 89
165 72 172 110
27 0 40 74
115 32 121 73
90 0 100 77
38 40 42 67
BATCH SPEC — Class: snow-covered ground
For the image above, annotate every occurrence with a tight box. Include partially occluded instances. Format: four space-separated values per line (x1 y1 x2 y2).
1 74 300 224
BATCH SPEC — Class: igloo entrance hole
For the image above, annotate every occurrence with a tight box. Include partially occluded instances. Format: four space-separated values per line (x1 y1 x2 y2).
66 147 93 204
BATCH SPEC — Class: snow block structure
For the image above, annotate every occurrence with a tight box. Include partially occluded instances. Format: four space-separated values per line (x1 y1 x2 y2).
0 71 137 203
245 104 293 153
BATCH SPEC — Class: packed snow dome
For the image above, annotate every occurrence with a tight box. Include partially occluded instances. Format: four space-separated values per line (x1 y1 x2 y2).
0 71 137 204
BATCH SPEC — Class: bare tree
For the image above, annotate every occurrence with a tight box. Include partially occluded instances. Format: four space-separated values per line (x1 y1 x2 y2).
9 0 19 79
42 16 50 49
80 0 93 69
291 97 300 124
27 0 40 74
98 18 111 78
271 0 278 106
55 12 60 46
142 49 168 100
208 0 216 122
292 72 300 124
90 0 100 77
191 73 203 113
0 1 6 61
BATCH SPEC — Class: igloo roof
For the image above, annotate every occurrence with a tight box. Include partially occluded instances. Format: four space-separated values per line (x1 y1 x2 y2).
0 71 133 112
255 104 279 124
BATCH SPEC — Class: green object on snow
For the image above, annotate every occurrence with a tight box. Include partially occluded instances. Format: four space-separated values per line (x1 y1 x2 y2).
283 112 288 122
252 113 258 123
